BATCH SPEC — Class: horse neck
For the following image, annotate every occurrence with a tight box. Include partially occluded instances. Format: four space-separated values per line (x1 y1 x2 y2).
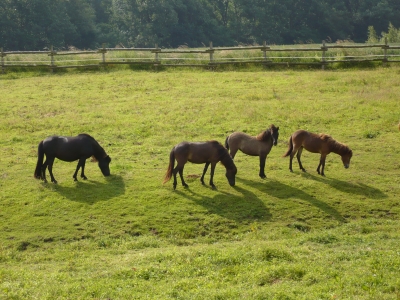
92 140 107 160
256 130 272 142
219 151 235 170
329 140 349 156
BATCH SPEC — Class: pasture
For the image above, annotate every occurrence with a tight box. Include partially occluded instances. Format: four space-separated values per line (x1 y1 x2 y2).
0 67 400 299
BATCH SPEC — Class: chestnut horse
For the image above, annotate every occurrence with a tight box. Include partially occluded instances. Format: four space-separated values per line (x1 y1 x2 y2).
163 141 237 189
225 124 279 178
283 130 352 176
34 134 111 183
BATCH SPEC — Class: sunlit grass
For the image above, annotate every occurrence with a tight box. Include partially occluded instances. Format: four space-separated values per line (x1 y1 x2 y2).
0 67 400 298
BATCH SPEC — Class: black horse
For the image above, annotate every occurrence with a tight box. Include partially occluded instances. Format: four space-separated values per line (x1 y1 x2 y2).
34 134 111 183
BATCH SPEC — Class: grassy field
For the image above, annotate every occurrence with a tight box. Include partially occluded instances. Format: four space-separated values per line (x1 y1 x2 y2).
0 66 400 299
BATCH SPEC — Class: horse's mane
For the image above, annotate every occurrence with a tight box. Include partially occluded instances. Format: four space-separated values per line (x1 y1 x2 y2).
256 124 277 141
211 141 235 169
321 134 352 155
78 133 108 161
78 133 94 139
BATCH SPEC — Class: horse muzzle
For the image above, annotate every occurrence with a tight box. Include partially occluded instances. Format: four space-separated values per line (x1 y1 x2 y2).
101 168 111 176
344 164 349 169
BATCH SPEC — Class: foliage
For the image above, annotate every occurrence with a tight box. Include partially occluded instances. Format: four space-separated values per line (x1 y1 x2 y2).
1 0 400 50
0 67 400 298
367 22 400 43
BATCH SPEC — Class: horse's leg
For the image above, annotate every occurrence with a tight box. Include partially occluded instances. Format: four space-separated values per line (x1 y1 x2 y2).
178 165 188 188
317 154 327 176
41 158 49 182
80 158 87 180
259 154 267 178
172 166 178 189
201 162 210 185
173 162 188 189
72 158 82 181
46 157 57 184
229 147 238 159
289 148 298 172
296 147 306 172
209 162 217 189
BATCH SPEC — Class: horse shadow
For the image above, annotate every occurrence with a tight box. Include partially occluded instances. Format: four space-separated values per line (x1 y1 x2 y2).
300 172 387 199
175 185 271 222
43 175 125 204
237 177 346 222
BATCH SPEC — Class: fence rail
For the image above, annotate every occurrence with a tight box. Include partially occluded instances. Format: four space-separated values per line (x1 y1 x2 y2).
2 39 400 73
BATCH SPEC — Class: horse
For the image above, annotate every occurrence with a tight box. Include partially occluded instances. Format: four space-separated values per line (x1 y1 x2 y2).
163 141 237 190
34 134 111 183
224 124 279 179
282 130 352 176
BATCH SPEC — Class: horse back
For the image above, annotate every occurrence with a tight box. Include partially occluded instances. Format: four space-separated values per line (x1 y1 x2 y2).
292 130 331 154
174 141 222 164
42 135 95 162
228 132 271 156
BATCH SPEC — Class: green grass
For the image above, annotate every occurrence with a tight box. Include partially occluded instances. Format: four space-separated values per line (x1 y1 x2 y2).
0 67 400 299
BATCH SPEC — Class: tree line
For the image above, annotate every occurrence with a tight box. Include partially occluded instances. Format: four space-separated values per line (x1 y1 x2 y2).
1 0 400 51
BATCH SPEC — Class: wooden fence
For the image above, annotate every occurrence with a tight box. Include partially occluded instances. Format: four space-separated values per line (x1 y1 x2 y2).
2 39 400 73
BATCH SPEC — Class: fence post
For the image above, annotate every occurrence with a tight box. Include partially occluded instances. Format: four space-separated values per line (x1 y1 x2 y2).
383 37 388 66
207 41 215 70
262 41 267 65
209 41 213 62
154 44 159 71
1 48 4 74
101 43 107 68
49 45 55 73
321 40 326 70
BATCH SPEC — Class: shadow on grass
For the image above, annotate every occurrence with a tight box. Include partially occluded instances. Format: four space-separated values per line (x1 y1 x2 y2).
44 175 125 204
175 185 271 223
300 172 387 199
237 177 346 223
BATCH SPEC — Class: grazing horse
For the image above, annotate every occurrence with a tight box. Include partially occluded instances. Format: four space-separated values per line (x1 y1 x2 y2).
34 134 111 183
225 124 279 178
163 141 237 189
283 130 352 176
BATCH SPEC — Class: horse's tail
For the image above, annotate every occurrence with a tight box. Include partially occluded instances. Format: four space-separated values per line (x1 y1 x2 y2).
282 135 293 157
224 136 230 150
34 140 44 179
163 148 175 184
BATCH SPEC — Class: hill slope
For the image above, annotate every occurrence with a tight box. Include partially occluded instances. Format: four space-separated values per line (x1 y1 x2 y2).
0 68 399 299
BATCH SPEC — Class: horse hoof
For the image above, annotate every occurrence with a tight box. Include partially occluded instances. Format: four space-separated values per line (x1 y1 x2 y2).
82 176 88 180
260 175 266 179
52 180 58 184
302 169 307 173
211 185 217 190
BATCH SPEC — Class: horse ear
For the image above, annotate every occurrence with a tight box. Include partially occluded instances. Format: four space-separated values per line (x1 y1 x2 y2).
277 126 280 130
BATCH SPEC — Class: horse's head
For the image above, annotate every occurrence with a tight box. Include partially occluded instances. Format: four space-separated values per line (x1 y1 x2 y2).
270 124 280 146
98 155 112 176
341 149 352 169
225 165 237 186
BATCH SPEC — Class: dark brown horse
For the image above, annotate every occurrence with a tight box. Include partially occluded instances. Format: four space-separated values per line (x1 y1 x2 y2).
34 134 111 183
283 130 352 176
163 141 237 189
225 124 279 178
